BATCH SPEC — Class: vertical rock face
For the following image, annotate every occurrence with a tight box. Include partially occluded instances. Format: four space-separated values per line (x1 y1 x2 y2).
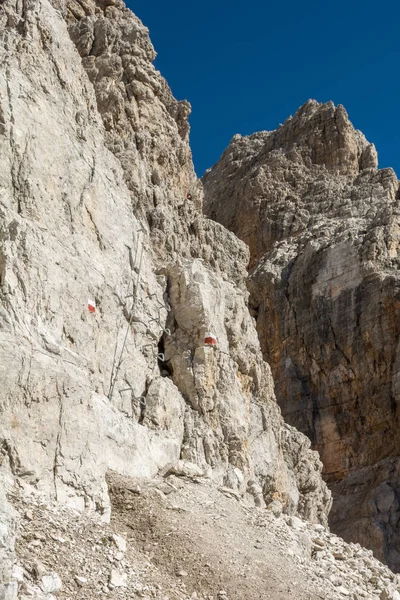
64 0 247 286
203 100 400 570
0 2 330 594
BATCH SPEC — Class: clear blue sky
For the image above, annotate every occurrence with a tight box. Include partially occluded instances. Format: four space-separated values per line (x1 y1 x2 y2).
128 1 400 178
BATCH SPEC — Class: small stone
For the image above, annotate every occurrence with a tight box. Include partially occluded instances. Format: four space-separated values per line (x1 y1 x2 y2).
51 534 66 544
74 576 87 586
176 569 188 578
109 569 127 588
24 510 34 521
41 572 62 593
329 575 342 587
31 560 46 580
114 551 124 561
30 539 41 547
289 516 304 530
338 587 350 596
268 500 283 517
12 564 25 582
111 534 127 553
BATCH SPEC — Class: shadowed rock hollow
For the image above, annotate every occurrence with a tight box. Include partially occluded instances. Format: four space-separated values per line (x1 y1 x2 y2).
203 99 400 571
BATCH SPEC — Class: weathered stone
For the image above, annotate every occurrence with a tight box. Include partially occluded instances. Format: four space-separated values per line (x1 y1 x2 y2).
41 572 62 593
111 534 126 553
338 587 351 596
11 566 24 584
176 569 188 578
31 561 46 581
268 500 283 517
109 569 127 588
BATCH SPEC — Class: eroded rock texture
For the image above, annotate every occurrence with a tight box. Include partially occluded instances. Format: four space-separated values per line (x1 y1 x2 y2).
203 100 400 570
65 0 247 287
0 2 330 595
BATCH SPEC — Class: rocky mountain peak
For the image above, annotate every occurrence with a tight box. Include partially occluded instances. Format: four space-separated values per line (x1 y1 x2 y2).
204 100 397 267
226 99 378 175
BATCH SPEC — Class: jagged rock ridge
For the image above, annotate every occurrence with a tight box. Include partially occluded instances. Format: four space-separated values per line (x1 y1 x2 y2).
203 100 400 570
0 2 330 598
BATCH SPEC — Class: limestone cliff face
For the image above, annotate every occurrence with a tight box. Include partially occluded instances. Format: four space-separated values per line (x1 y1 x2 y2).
65 0 246 288
0 2 330 596
203 100 400 570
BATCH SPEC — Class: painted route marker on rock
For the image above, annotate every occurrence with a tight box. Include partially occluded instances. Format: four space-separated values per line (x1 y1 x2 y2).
88 298 96 313
204 332 217 347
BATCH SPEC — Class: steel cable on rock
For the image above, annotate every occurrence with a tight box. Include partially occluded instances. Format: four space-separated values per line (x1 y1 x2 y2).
108 236 144 401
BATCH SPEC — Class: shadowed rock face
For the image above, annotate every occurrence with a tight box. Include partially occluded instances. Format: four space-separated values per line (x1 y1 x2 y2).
203 100 400 571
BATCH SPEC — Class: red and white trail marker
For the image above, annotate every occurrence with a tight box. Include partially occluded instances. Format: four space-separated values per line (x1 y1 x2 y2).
204 332 217 347
88 299 96 314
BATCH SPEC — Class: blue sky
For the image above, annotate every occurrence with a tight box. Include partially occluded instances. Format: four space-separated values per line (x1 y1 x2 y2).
128 1 400 177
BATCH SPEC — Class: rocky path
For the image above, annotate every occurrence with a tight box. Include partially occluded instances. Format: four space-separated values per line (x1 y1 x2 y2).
109 474 315 600
9 473 400 600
